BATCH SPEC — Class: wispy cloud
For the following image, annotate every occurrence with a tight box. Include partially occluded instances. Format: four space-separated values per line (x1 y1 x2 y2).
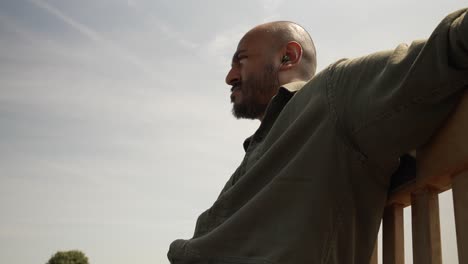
126 0 137 8
0 14 31 40
0 13 91 64
144 14 199 50
204 27 246 70
28 0 158 80
260 0 284 21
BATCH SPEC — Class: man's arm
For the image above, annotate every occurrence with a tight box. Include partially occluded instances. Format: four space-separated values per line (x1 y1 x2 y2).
331 9 468 168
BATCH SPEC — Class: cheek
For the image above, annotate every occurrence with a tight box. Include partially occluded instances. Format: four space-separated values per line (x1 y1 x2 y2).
240 62 259 79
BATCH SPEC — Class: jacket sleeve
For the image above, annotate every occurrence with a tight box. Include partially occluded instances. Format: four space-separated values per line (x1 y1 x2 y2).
330 9 468 168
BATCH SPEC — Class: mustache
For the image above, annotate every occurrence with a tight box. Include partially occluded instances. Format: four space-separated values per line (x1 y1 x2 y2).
230 85 241 92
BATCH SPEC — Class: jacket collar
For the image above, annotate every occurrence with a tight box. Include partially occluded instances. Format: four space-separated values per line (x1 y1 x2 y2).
281 81 307 93
242 81 307 151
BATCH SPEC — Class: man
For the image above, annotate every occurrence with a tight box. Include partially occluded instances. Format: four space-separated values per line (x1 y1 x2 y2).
227 21 317 121
168 9 468 264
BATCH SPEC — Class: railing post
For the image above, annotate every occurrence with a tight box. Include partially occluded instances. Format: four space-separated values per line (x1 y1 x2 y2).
383 204 405 264
411 188 442 264
453 171 468 264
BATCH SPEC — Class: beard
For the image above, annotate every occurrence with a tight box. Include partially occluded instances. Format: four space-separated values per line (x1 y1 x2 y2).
231 64 277 120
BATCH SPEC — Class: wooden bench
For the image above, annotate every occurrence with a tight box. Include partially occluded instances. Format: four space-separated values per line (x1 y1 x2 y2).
370 90 468 264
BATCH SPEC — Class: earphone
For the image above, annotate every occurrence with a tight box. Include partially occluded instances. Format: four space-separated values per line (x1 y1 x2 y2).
281 55 290 63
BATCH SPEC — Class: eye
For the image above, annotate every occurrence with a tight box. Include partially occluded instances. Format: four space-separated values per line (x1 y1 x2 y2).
238 55 248 62
231 52 248 67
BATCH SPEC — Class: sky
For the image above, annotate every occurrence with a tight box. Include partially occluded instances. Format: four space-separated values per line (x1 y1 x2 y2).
0 1 465 263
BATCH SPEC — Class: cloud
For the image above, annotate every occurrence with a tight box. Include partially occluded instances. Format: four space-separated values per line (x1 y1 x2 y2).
260 0 284 21
126 0 137 8
0 14 31 41
28 0 158 81
152 17 199 50
203 27 246 70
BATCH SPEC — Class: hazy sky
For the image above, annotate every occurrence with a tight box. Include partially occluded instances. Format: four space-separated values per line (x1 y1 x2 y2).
0 1 464 263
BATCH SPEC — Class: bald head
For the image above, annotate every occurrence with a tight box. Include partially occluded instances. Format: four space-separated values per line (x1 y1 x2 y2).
225 21 317 120
243 21 317 79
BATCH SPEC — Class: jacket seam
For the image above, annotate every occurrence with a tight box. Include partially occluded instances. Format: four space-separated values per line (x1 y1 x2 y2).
321 60 349 264
326 59 369 163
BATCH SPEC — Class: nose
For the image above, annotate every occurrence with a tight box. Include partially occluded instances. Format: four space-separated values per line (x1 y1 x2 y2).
225 66 240 86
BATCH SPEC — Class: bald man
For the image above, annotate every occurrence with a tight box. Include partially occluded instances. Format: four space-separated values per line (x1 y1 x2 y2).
227 21 316 121
168 9 468 264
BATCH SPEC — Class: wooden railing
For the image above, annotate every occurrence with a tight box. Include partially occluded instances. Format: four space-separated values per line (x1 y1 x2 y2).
371 90 468 264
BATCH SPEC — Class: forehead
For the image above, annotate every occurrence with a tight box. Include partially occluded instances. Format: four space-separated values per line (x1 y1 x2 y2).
236 29 272 54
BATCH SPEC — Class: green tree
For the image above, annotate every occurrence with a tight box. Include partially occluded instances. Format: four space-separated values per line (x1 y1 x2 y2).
46 250 89 264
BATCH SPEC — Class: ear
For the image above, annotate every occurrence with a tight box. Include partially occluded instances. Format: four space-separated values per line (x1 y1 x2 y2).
279 41 303 71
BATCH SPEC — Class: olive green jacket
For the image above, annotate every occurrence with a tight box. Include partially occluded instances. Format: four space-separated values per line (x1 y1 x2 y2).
168 9 468 264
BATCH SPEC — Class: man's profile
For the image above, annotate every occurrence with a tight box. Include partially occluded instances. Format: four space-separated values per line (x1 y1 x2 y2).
168 8 468 264
227 21 317 121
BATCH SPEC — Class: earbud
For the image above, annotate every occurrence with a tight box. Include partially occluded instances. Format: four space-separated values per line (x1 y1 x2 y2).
281 55 290 63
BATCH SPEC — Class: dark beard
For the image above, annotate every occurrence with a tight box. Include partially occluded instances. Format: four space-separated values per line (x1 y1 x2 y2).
232 64 277 120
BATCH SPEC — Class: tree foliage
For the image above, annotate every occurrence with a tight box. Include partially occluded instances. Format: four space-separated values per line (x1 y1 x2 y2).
46 250 89 264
